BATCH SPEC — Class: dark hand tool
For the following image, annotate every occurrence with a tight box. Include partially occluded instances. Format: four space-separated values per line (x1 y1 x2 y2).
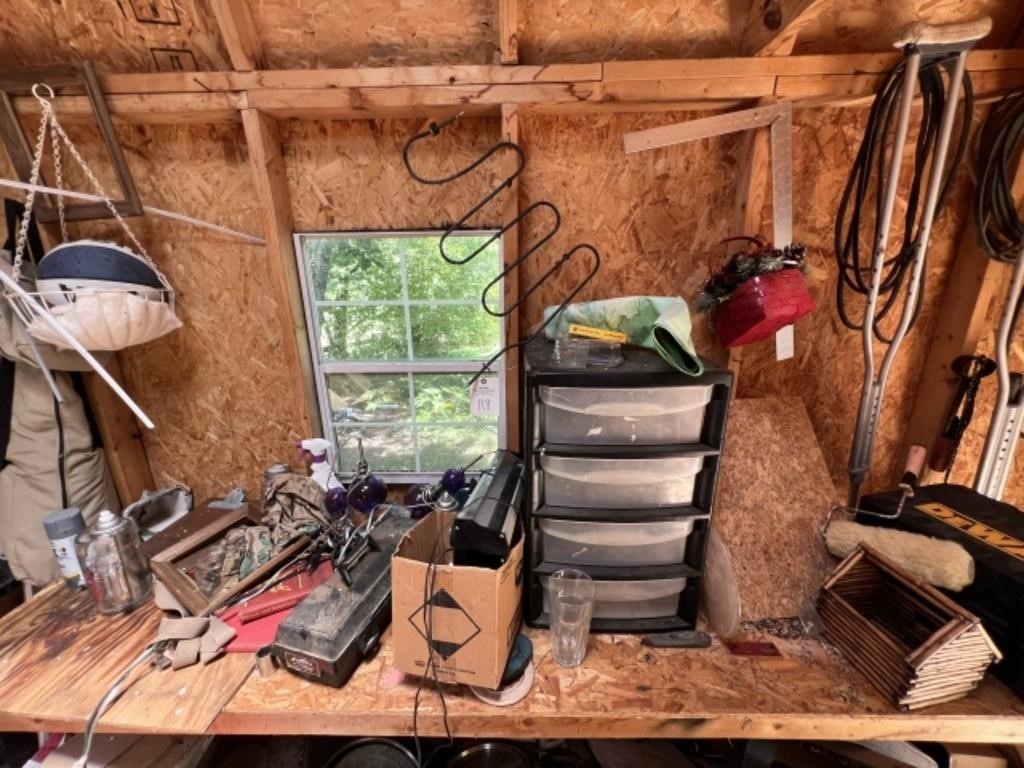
642 630 712 649
931 355 995 476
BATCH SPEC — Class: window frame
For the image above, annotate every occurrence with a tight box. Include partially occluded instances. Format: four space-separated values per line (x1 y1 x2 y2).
294 229 507 483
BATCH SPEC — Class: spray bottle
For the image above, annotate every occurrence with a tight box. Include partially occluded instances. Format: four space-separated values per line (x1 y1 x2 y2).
299 438 342 491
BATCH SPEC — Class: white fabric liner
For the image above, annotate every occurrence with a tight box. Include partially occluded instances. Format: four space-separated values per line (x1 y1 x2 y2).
28 290 182 351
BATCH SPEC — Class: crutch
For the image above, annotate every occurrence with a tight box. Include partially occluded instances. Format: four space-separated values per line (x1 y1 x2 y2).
847 17 992 506
974 243 1024 500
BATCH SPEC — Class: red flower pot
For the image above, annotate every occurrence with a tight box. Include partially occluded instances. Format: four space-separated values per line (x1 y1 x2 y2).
712 268 815 349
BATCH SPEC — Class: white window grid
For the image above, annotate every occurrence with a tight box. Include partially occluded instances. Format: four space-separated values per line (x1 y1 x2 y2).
294 230 507 483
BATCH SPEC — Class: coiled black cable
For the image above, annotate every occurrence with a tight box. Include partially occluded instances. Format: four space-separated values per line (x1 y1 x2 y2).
975 91 1024 262
403 115 600 384
835 52 973 342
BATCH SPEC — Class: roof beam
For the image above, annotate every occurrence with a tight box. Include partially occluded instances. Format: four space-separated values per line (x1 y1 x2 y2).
498 0 519 64
5 51 1024 124
210 0 265 71
740 0 831 56
240 109 318 436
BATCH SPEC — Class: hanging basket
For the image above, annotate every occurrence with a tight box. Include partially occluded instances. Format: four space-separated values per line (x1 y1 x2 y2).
712 267 815 349
4 84 182 353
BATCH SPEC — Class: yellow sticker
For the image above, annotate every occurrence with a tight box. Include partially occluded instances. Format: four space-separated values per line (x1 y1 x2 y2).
568 323 627 343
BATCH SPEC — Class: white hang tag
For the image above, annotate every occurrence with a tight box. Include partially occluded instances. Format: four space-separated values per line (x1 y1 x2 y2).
469 375 499 417
775 324 795 361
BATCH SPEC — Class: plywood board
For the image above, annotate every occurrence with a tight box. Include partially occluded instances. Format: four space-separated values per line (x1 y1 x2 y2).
733 107 972 498
46 122 307 503
793 0 1024 54
519 0 735 63
215 624 1024 742
0 586 252 733
944 274 1024 503
250 0 499 69
516 111 742 357
281 116 503 232
715 397 836 620
0 0 229 73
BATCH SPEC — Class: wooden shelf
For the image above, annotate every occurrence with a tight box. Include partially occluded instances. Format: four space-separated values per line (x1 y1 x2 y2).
0 584 1022 742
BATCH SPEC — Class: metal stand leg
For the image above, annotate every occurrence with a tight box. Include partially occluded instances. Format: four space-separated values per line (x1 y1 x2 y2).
975 244 1024 499
848 51 922 506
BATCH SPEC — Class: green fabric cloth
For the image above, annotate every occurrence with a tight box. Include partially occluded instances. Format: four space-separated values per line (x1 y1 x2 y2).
543 296 704 375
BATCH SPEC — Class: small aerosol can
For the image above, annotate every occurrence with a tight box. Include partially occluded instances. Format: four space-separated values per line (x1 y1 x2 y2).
76 510 153 615
43 507 87 589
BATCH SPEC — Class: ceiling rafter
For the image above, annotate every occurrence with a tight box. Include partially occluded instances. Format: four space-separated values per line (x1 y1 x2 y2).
740 0 832 56
210 0 265 71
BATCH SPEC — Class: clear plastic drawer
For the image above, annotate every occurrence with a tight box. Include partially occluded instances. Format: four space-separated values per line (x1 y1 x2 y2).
538 518 694 566
540 454 703 508
542 575 686 620
539 385 713 445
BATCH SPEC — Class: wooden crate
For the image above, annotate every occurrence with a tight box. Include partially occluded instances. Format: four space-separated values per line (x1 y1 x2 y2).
818 545 1001 710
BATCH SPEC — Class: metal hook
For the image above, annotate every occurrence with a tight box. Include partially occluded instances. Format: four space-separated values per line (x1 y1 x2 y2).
31 83 55 102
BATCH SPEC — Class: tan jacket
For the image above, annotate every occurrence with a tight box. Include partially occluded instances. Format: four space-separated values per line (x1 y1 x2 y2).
0 256 118 585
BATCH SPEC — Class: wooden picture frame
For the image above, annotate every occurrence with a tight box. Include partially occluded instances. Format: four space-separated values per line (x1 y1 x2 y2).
150 506 310 617
0 61 143 223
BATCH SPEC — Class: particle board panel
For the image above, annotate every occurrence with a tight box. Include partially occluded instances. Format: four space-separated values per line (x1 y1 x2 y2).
0 0 229 73
944 275 1024 504
732 107 972 498
0 586 252 734
515 111 741 356
792 0 1024 54
249 0 499 69
281 116 504 232
49 123 305 503
215 625 1024 741
715 397 836 620
518 0 735 64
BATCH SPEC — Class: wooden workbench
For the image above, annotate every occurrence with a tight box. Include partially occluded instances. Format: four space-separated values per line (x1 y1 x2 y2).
1 585 1023 743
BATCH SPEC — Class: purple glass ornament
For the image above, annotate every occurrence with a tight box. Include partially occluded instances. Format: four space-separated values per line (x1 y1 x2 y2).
404 483 437 520
324 485 349 520
440 467 465 493
346 437 387 514
348 474 387 514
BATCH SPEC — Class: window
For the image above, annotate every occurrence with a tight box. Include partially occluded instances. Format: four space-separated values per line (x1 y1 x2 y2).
296 232 505 480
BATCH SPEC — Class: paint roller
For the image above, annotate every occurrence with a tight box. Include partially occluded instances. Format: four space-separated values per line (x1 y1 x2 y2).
825 445 975 591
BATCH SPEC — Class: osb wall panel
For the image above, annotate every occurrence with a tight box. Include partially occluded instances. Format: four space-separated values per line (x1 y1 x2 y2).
12 123 304 502
733 108 973 498
946 275 1024 506
0 0 228 73
793 0 1024 54
281 117 503 231
519 0 735 63
715 397 835 620
250 0 498 69
515 112 741 357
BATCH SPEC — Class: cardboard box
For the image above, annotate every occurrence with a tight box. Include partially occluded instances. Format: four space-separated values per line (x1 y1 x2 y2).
391 510 523 690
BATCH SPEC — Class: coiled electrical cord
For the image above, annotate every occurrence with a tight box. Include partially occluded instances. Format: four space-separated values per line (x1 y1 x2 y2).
975 91 1024 262
835 53 973 341
403 114 600 384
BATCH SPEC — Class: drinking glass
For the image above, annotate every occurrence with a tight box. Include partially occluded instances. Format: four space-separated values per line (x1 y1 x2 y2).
546 568 595 667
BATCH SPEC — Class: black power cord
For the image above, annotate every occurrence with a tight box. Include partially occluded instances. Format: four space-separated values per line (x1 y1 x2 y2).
975 91 1024 262
412 535 454 767
402 115 600 385
835 51 974 342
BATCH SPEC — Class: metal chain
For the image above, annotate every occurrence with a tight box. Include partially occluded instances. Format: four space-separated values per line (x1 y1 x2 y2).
51 124 68 243
13 85 173 295
10 92 53 282
44 110 171 287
